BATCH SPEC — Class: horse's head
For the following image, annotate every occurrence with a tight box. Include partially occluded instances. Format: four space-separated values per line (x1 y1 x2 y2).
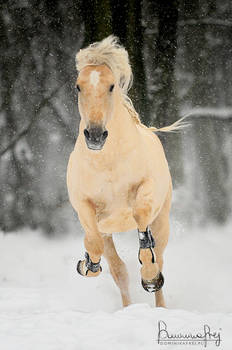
76 65 116 150
75 36 133 150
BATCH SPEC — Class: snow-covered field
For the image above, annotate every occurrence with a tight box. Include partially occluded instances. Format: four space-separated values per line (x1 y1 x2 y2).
0 220 232 349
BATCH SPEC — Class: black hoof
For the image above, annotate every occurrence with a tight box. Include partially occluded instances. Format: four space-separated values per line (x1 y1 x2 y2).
77 260 86 276
141 271 164 293
76 259 102 276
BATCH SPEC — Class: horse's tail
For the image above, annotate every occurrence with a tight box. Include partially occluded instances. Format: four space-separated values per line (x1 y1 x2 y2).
148 115 190 133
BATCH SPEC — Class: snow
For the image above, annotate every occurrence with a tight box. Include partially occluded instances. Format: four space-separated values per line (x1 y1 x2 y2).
182 107 232 119
0 220 232 349
178 18 232 28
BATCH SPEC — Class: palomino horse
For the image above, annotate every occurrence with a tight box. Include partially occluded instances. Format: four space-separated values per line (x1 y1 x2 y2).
67 36 184 308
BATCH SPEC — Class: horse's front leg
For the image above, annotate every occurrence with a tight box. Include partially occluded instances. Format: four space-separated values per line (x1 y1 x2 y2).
76 199 104 277
133 179 164 294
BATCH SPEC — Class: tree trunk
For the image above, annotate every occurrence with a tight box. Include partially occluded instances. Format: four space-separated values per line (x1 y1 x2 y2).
81 1 149 122
112 0 150 123
150 0 183 186
193 116 230 223
81 0 112 46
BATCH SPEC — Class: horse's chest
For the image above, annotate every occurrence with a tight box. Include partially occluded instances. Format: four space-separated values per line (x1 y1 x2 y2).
81 156 142 205
86 165 140 233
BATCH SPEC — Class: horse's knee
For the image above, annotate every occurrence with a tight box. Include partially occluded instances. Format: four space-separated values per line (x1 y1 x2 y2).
133 202 153 231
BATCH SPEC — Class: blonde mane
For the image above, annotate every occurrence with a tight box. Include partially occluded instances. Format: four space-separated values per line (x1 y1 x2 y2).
76 36 187 133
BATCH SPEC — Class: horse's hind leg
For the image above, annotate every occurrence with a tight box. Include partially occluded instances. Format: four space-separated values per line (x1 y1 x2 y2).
103 235 131 307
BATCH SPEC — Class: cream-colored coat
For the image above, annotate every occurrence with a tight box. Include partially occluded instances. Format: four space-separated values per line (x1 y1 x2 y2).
67 41 179 306
67 90 171 234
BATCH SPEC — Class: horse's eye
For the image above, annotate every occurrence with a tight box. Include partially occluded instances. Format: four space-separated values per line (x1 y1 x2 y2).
109 84 114 92
76 84 81 92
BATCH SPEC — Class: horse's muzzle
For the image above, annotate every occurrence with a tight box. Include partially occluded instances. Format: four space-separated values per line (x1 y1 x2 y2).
84 126 108 150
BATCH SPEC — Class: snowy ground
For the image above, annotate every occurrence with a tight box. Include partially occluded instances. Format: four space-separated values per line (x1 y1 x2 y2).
0 219 232 349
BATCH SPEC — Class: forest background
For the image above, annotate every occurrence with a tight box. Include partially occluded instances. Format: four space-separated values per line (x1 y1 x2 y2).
0 0 231 234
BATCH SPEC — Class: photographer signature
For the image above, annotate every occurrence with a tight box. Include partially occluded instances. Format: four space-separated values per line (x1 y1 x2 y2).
157 320 221 347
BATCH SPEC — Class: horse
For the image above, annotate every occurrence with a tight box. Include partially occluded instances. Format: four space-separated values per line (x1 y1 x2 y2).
67 36 185 308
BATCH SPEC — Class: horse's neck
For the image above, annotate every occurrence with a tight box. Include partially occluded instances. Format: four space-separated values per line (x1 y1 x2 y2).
107 97 138 144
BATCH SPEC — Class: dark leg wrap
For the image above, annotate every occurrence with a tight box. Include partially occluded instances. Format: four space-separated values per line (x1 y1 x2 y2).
77 252 102 276
138 227 164 293
138 227 155 264
138 227 155 249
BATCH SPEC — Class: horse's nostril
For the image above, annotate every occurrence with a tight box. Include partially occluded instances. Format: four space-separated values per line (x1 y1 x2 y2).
102 130 108 140
84 129 90 139
84 127 108 147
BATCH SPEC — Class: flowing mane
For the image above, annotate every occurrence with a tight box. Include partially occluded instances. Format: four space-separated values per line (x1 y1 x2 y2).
76 35 132 95
76 36 187 132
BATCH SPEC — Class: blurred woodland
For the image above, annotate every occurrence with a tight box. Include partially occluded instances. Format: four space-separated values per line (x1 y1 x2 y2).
0 0 231 233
